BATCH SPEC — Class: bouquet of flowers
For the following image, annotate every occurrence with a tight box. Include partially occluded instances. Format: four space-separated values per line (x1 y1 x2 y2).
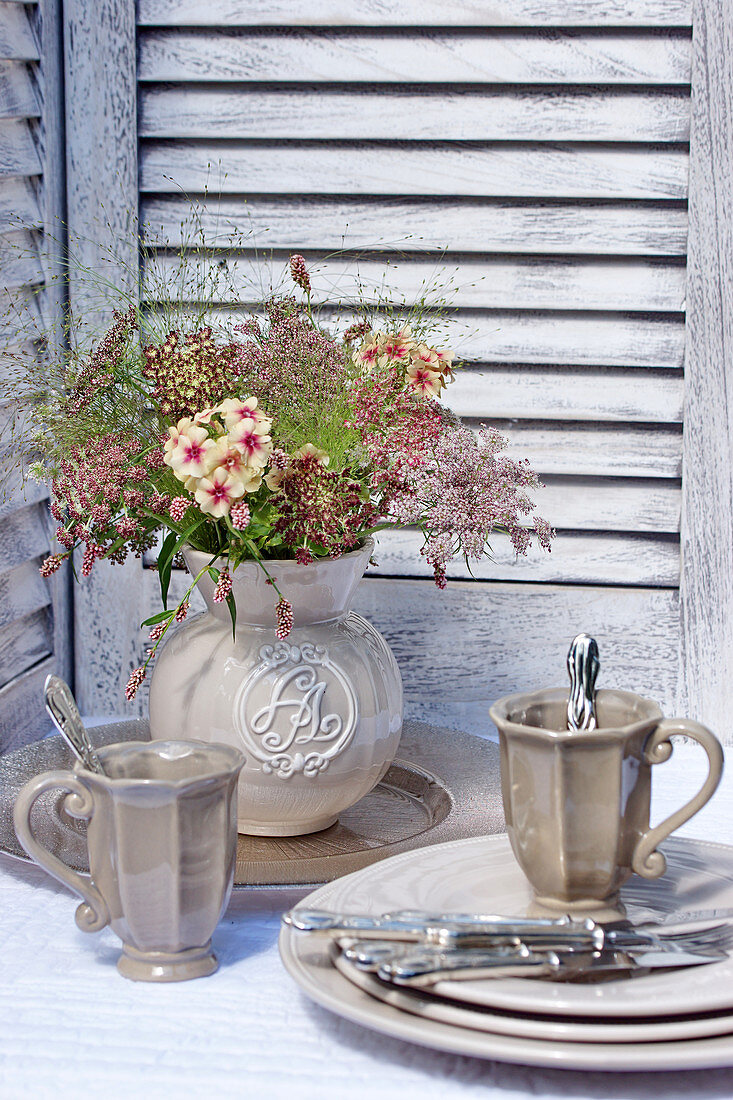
12 254 553 700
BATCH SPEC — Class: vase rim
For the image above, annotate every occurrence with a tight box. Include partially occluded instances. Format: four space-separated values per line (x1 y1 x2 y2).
183 536 374 570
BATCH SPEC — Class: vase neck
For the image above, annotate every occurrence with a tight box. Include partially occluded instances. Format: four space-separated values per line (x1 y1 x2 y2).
184 542 372 629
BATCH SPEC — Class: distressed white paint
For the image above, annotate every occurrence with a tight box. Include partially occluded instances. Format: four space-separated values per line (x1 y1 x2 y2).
142 197 689 258
144 254 687 313
678 0 733 740
137 1 692 29
139 29 691 85
63 0 141 719
446 369 683 423
140 144 690 201
0 0 71 750
140 88 691 143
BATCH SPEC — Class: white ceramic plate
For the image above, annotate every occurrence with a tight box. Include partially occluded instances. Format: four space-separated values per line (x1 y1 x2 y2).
280 927 733 1071
279 835 733 1067
333 952 733 1044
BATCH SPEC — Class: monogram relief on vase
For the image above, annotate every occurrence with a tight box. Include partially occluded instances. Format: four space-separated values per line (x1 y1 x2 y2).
235 641 359 779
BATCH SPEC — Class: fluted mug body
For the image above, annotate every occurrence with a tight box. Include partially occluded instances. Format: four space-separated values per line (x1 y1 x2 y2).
149 540 404 836
13 740 244 981
490 688 723 918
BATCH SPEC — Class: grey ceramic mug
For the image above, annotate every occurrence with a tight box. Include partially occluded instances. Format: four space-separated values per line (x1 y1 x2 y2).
13 740 245 981
490 688 724 918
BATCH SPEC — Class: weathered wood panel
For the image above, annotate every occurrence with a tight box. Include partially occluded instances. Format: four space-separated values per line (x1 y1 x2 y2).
140 143 690 201
0 177 40 231
0 60 39 119
0 470 47 520
137 1 692 29
0 501 50 574
0 655 54 754
448 368 682 423
0 118 41 177
140 568 681 735
144 254 686 313
354 579 681 736
64 0 142 717
141 197 689 258
0 0 70 746
678 0 733 738
0 3 39 61
371 529 679 587
0 559 51 628
0 606 52 686
0 228 44 288
455 316 684 368
480 422 681 479
140 88 691 144
529 479 680 534
138 29 691 85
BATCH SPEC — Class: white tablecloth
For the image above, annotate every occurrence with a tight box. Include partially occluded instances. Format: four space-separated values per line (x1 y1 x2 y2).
1 739 732 1100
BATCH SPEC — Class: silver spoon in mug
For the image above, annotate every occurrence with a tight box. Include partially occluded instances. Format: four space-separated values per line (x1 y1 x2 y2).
566 634 600 731
44 674 106 775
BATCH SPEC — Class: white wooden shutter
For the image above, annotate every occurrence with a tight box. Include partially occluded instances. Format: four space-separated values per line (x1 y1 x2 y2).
123 1 688 734
0 0 69 752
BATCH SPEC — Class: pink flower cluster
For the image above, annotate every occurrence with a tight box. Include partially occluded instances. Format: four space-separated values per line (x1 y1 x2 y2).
387 426 554 586
50 435 168 572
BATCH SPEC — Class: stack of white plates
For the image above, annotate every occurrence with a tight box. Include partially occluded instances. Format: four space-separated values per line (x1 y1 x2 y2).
279 835 733 1070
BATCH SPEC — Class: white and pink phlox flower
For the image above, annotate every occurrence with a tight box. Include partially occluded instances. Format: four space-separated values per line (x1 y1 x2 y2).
209 438 254 482
194 467 246 518
218 397 272 433
163 417 193 456
407 362 443 397
295 443 330 465
229 418 273 467
166 423 219 481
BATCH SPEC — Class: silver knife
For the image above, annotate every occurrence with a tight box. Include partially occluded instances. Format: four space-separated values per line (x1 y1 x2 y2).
370 945 728 988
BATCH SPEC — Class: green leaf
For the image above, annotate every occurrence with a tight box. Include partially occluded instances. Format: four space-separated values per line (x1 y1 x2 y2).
156 529 178 607
157 516 206 607
225 590 237 641
141 609 175 627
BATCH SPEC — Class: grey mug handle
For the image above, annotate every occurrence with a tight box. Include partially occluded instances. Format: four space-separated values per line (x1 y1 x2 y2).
632 719 724 878
13 770 110 932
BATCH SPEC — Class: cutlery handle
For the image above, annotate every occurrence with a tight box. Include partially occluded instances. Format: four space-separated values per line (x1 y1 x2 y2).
44 675 105 775
633 718 724 878
285 907 603 948
13 771 110 933
378 948 563 988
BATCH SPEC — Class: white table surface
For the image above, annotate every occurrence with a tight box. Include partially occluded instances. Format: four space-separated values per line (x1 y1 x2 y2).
1 735 732 1100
